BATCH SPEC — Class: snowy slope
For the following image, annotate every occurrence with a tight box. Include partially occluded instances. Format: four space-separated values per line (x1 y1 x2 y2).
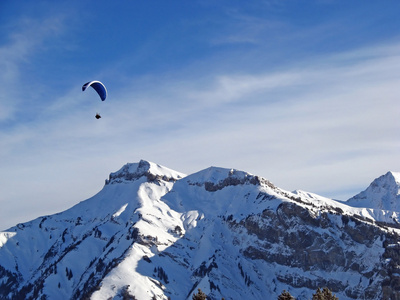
0 161 399 300
0 160 185 299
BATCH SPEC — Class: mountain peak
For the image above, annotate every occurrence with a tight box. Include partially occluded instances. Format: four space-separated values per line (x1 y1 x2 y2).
183 166 275 192
106 159 185 184
347 171 400 211
388 171 400 184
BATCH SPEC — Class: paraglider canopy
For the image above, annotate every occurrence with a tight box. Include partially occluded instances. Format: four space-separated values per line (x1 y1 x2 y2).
82 81 107 101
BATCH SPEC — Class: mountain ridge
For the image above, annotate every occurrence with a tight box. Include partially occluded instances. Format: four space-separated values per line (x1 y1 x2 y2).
0 160 399 300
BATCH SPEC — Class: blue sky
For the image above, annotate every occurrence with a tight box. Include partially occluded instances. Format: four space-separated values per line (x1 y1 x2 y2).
1 0 400 230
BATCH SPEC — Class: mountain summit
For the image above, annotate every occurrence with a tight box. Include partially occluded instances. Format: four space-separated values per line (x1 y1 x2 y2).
0 161 399 300
347 171 400 211
106 159 185 185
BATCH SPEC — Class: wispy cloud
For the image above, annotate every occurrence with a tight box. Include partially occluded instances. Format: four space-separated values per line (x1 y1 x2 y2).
108 41 400 197
0 16 66 121
1 1 400 230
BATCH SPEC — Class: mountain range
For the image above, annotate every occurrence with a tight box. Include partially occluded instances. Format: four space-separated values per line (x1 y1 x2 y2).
0 160 399 300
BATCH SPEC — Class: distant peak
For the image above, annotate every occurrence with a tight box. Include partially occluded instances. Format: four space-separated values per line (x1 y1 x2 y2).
368 171 400 191
347 171 400 211
106 160 185 185
385 171 400 184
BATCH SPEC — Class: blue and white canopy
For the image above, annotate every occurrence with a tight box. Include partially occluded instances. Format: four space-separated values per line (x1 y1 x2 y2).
82 81 107 101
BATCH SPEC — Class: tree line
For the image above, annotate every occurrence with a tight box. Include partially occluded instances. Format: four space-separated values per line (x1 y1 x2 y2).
192 287 338 300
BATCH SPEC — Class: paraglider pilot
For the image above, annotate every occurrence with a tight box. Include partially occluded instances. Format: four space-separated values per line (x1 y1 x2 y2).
82 81 107 120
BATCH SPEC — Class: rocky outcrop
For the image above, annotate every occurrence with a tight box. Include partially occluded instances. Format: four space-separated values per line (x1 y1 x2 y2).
188 168 276 192
227 201 400 299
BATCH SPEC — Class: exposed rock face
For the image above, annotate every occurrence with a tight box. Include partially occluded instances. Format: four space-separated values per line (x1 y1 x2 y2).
0 161 399 300
202 170 275 192
229 201 399 299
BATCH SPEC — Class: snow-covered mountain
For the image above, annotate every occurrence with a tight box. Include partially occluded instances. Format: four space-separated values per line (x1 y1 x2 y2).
0 160 399 300
347 171 400 211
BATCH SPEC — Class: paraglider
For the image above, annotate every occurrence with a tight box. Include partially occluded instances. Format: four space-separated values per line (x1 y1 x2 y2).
82 81 107 100
82 81 107 119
